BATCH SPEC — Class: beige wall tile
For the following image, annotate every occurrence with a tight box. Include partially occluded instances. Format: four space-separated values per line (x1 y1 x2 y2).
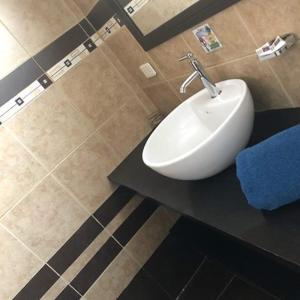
84 250 140 300
206 55 293 111
143 81 181 114
106 27 164 87
268 42 300 106
181 6 256 67
236 0 300 46
0 0 80 55
73 0 98 15
0 226 43 299
0 22 29 79
100 42 159 115
126 206 178 266
0 127 46 216
6 85 94 170
148 34 191 78
100 101 151 160
169 74 204 101
54 130 119 213
1 176 88 261
56 47 135 128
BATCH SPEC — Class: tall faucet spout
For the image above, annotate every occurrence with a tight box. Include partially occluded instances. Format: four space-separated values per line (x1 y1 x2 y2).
180 71 198 94
179 52 222 98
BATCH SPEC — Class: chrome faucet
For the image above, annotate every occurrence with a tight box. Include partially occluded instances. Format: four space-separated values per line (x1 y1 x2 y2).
179 52 221 98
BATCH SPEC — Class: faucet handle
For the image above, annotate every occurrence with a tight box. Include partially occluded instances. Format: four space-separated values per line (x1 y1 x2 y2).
179 52 195 62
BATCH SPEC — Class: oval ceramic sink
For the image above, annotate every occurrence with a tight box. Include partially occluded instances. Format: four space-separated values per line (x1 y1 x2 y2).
142 79 254 180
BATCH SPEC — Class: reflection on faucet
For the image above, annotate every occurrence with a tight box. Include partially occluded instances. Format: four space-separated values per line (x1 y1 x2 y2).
179 52 221 98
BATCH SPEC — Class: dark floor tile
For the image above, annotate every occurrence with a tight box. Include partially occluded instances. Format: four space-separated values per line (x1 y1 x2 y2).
56 286 81 300
113 198 158 245
171 217 300 300
69 237 122 295
118 270 170 300
13 265 59 300
93 186 136 227
48 217 103 274
220 278 277 300
180 259 233 300
143 231 205 298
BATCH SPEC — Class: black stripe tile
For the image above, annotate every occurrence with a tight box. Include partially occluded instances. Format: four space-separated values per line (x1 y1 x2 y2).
48 217 103 275
93 186 136 226
79 19 96 36
13 265 59 300
219 278 277 300
180 259 233 300
0 59 43 106
56 286 81 300
87 0 115 31
34 24 88 71
113 198 159 245
69 237 122 295
142 231 205 298
118 270 171 300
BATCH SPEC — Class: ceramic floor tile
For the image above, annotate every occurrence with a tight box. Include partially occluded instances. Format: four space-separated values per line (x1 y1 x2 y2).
0 226 43 299
0 127 46 216
54 130 119 213
1 175 88 261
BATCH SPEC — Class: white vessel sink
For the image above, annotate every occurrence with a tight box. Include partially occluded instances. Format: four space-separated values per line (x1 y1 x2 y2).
142 79 254 180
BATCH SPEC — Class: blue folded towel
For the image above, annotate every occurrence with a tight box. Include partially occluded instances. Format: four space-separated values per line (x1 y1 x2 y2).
236 124 300 210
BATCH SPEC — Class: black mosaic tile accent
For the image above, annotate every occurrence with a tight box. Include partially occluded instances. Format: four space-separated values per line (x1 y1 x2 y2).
56 286 81 300
93 186 136 227
119 271 171 300
48 217 103 275
142 231 205 298
180 259 233 300
79 18 96 36
15 97 24 106
34 24 88 71
69 237 122 295
37 74 52 89
13 266 59 300
0 59 43 106
113 198 159 245
219 278 277 300
83 39 97 53
87 0 115 31
64 59 72 67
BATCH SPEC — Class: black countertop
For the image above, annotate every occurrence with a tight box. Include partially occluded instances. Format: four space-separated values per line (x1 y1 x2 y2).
109 108 300 272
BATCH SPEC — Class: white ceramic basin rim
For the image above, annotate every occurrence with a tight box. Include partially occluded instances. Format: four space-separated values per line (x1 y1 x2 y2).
142 79 254 180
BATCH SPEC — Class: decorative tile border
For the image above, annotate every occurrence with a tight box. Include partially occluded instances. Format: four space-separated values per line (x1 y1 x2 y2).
0 78 47 124
0 0 124 125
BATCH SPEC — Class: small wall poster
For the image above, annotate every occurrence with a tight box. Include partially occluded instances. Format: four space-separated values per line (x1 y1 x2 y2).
193 24 222 53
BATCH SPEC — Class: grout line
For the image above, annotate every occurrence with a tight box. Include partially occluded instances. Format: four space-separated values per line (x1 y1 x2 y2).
176 256 207 300
0 223 84 298
215 274 236 300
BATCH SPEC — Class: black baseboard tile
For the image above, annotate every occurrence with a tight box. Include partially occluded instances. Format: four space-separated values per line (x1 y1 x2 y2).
34 24 88 71
13 266 59 300
48 217 103 275
0 59 43 106
87 0 115 31
93 186 136 227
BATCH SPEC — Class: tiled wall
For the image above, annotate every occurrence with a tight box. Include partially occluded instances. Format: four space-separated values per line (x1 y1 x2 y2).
0 1 179 299
105 0 300 113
